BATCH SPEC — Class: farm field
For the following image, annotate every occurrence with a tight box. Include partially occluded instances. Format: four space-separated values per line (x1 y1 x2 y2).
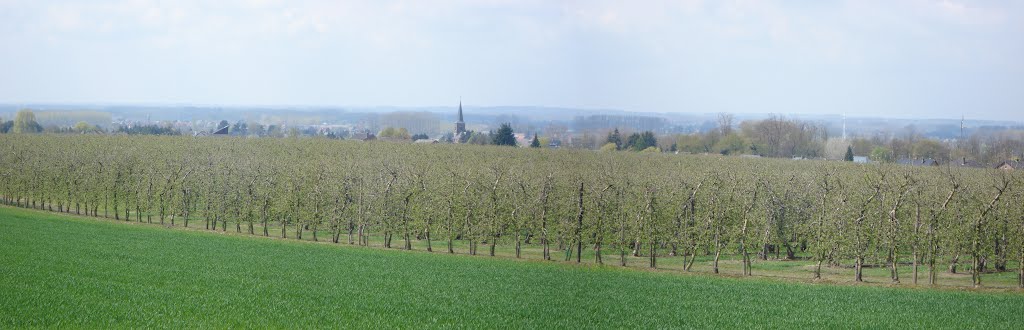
4 0 1024 328
2 206 1023 328
3 135 1024 292
43 211 1018 289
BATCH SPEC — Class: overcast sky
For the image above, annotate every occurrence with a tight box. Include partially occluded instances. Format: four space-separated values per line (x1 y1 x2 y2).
0 0 1021 120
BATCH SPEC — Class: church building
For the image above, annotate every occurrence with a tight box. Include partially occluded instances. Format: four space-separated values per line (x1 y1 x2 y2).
454 100 467 142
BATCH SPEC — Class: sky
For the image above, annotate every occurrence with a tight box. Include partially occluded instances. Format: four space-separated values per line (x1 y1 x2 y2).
0 0 1021 121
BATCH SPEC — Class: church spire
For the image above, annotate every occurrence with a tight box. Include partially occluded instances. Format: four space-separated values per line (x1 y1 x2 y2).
454 98 466 137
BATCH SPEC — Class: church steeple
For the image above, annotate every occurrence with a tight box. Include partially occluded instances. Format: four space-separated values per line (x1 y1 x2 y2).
455 98 466 137
458 98 464 123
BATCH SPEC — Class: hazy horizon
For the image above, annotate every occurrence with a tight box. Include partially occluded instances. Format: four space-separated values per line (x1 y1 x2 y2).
1 1 1022 121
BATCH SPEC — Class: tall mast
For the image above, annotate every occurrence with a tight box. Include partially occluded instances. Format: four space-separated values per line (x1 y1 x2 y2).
958 115 965 163
960 115 965 142
842 113 847 140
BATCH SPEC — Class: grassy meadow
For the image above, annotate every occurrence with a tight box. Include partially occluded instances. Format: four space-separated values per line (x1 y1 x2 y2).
1 206 1023 328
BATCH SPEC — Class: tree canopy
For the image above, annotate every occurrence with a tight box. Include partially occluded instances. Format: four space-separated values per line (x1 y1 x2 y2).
625 131 657 151
0 118 11 134
13 109 42 134
607 128 622 150
492 123 516 146
379 127 411 140
870 146 893 163
1 134 1022 289
73 121 97 133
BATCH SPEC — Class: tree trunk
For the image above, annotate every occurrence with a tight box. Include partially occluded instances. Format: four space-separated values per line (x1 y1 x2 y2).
912 250 919 285
542 232 550 260
447 226 454 254
540 181 551 261
855 255 864 282
712 246 720 274
650 240 657 269
514 232 521 259
619 245 627 267
740 242 751 276
425 223 432 252
575 182 584 264
347 221 354 244
972 252 982 288
576 235 583 264
183 200 190 228
890 246 900 284
490 238 496 257
928 256 936 285
402 196 412 250
632 238 641 257
685 248 696 271
1019 252 1024 289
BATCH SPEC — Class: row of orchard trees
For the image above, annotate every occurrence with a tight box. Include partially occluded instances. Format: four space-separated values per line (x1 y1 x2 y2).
1 135 1022 288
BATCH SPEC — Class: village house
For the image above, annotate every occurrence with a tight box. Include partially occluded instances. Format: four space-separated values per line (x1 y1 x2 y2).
995 160 1020 170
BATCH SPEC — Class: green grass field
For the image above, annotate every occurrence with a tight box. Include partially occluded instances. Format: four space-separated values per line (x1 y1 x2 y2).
2 206 1023 328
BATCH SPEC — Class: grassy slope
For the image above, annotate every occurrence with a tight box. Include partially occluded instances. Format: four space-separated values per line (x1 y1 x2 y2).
1 207 1022 328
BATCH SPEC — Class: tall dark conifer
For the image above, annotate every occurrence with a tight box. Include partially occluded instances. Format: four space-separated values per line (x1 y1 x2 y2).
607 128 622 150
492 123 517 146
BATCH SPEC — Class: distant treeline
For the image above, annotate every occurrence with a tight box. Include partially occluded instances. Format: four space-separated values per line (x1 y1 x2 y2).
3 108 1022 165
656 114 1022 166
117 125 180 135
33 111 111 129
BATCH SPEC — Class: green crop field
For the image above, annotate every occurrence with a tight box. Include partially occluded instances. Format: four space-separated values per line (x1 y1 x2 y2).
2 206 1023 328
